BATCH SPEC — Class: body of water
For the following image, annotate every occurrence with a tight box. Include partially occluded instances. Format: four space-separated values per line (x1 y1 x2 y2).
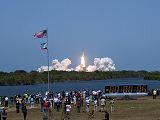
0 78 160 96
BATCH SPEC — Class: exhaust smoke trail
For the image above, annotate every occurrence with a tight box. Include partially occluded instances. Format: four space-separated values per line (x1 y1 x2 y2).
37 55 115 72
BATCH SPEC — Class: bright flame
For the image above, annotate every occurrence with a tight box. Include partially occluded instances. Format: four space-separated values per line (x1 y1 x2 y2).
81 53 86 67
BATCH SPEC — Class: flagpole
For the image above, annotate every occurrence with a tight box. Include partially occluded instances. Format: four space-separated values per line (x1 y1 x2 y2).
46 29 51 120
46 28 50 92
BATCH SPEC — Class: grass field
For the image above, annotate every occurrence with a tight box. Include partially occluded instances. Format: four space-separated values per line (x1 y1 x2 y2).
7 96 160 120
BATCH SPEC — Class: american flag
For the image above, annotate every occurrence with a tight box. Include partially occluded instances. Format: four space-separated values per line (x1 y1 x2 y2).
33 29 47 38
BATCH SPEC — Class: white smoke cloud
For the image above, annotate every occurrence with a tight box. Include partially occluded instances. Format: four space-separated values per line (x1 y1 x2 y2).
37 57 115 72
52 59 62 71
37 58 72 72
37 66 53 72
86 65 97 72
75 65 84 72
52 58 72 71
86 57 115 72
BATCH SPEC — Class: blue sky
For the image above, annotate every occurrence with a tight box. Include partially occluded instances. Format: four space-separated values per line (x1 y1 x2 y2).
0 0 160 72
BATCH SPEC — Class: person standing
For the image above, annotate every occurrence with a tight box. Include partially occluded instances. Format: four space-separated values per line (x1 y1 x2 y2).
1 108 7 120
30 96 34 108
110 99 115 112
76 99 81 113
4 97 8 108
85 98 90 112
65 103 71 119
53 96 58 109
93 99 98 112
42 99 49 120
100 97 106 112
153 89 157 99
21 105 27 120
56 99 60 112
16 100 20 113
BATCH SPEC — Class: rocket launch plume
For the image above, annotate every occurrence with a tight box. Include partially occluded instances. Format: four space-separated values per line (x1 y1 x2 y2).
37 55 115 72
75 53 86 71
81 53 86 68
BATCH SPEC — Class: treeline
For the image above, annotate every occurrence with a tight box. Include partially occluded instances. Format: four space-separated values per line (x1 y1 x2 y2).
0 70 160 86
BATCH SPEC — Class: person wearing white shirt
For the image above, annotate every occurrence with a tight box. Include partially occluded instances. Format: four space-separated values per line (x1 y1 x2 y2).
53 97 58 109
86 98 90 112
153 90 157 99
65 103 71 119
100 98 106 112
94 100 98 111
